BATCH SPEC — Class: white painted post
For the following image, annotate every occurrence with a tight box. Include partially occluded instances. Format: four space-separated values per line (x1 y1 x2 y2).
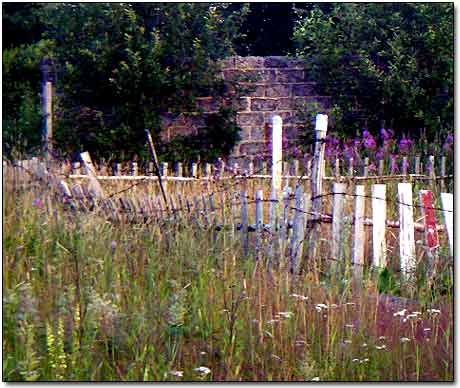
292 159 299 178
255 189 264 259
332 182 347 266
131 161 138 176
42 80 53 158
271 115 283 194
372 184 387 268
352 185 366 275
398 183 416 279
440 192 453 257
191 162 198 178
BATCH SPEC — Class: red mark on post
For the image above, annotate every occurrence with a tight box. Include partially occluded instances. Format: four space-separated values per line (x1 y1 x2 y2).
420 190 439 249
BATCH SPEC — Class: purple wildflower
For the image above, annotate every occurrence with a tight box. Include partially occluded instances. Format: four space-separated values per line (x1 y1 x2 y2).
399 135 413 154
362 130 377 150
443 132 453 152
380 128 394 141
376 147 385 161
32 198 43 208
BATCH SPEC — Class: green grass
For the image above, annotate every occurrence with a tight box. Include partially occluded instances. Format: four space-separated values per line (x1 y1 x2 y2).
2 176 453 381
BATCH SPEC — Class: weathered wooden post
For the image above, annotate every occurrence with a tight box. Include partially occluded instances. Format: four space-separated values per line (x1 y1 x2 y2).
271 115 283 194
304 114 328 271
40 58 54 160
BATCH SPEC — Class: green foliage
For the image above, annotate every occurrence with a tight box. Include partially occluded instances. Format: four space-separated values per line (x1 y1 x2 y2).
293 3 453 138
35 3 246 160
159 107 241 163
2 39 54 158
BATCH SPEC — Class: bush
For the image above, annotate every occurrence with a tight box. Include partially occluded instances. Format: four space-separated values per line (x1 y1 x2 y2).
293 3 453 139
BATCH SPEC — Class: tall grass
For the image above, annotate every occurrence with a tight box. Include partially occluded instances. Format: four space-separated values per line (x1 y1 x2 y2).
2 174 453 381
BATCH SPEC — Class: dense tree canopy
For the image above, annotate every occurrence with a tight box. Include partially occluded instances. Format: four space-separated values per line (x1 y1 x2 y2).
293 3 453 138
2 3 453 160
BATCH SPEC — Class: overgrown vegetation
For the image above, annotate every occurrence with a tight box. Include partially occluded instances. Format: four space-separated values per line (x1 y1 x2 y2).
293 3 453 138
2 170 453 381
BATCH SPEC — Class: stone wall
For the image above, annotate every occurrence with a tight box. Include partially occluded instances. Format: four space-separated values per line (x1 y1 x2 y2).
160 56 331 160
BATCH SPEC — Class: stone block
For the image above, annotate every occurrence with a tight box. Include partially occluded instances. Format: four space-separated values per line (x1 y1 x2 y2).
239 125 252 141
292 82 317 96
234 56 265 68
277 98 294 110
251 98 279 111
250 126 268 141
263 111 295 125
276 69 305 83
195 97 218 111
264 56 290 68
239 141 269 156
237 112 265 127
239 83 265 97
265 84 291 98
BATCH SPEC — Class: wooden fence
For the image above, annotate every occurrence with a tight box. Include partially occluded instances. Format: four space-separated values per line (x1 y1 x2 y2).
4 158 453 280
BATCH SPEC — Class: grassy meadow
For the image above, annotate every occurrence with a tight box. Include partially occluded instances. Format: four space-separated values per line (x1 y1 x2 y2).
2 167 453 382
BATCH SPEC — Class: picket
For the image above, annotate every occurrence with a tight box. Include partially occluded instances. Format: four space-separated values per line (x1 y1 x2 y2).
371 184 387 268
289 185 306 273
398 183 416 279
255 189 264 259
440 192 453 257
352 185 366 275
240 190 249 256
331 183 347 266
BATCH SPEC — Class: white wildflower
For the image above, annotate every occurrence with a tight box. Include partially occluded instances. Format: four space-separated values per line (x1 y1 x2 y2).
352 358 360 363
427 308 441 315
290 293 308 301
400 337 410 343
376 345 386 350
393 309 407 317
200 351 207 355
423 328 431 332
271 354 281 361
378 336 386 341
360 358 369 364
343 339 352 344
194 366 211 375
406 313 419 320
346 302 355 306
267 319 279 324
277 311 294 319
345 324 354 328
169 370 183 377
361 343 368 348
331 304 338 308
311 377 320 381
316 303 329 309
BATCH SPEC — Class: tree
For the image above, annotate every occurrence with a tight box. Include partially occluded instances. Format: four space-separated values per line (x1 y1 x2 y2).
293 3 453 139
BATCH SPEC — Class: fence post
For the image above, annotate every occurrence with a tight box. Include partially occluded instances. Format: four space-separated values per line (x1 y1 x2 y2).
348 158 354 177
255 189 264 260
40 58 54 159
352 185 366 277
240 190 249 256
440 156 446 192
398 183 416 280
414 155 421 175
80 151 104 199
440 192 453 258
267 186 278 271
334 158 340 179
331 182 347 271
419 190 440 276
272 115 283 194
363 157 369 177
289 185 306 274
279 186 292 265
378 159 384 176
304 114 328 270
371 184 387 268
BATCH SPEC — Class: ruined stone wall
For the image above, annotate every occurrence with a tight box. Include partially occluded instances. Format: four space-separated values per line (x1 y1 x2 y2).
160 56 331 160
